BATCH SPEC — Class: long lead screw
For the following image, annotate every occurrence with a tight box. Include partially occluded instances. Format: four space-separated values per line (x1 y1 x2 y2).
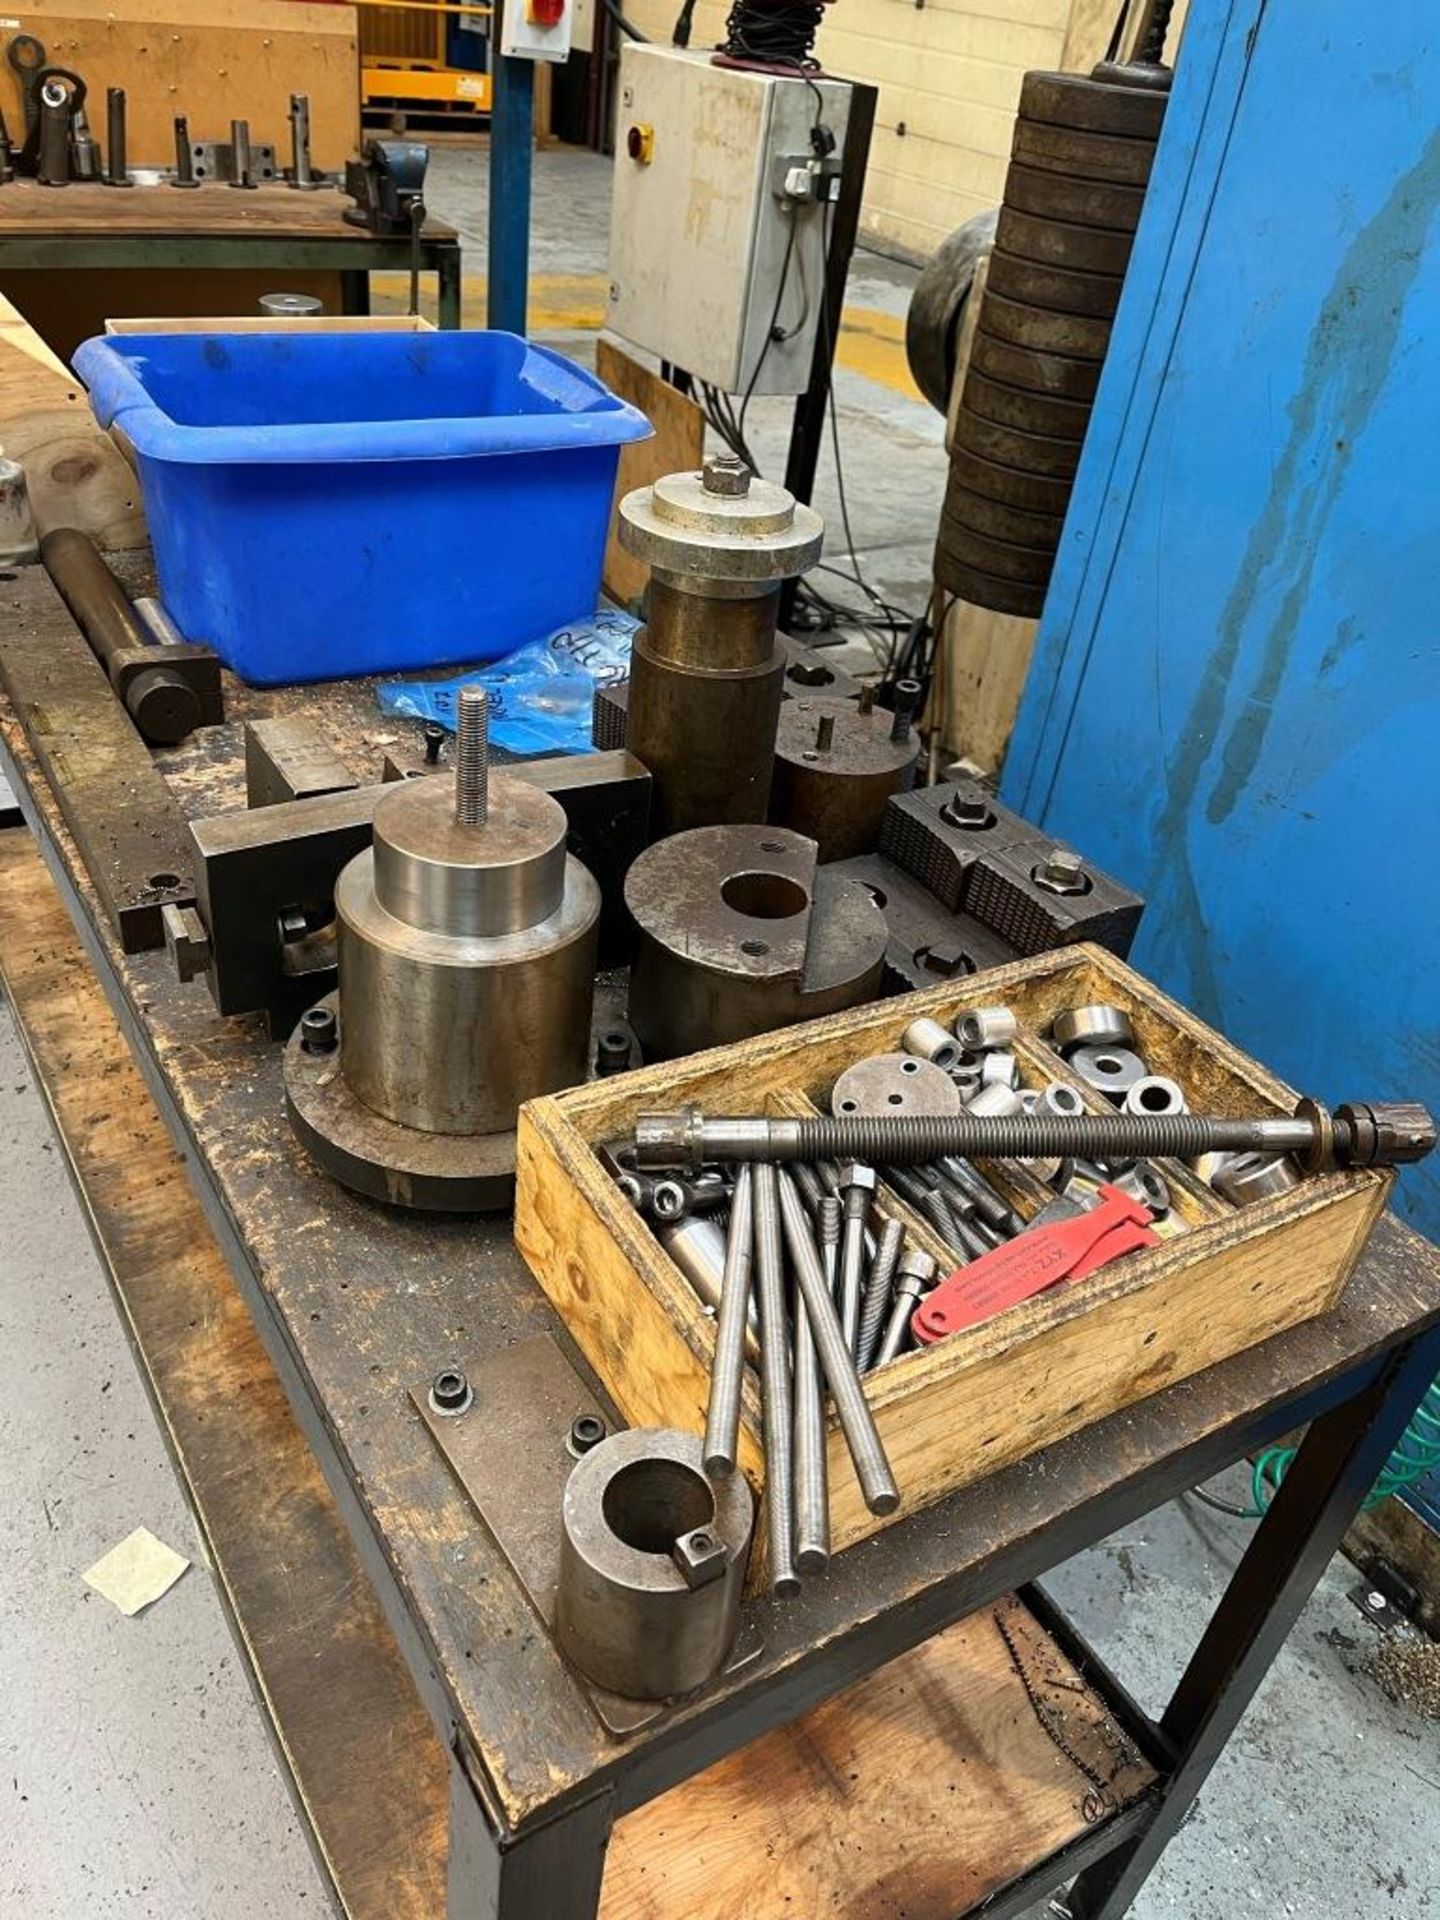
792 1215 832 1575
702 1164 753 1477
753 1163 799 1595
455 685 489 827
777 1171 899 1516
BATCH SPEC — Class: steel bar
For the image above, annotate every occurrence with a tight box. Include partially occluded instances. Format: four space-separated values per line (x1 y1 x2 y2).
939 1155 1024 1238
104 88 132 187
703 1164 754 1477
776 1171 899 1516
856 1217 904 1374
792 1230 831 1575
838 1170 872 1353
171 114 199 187
752 1162 799 1595
635 1102 1435 1174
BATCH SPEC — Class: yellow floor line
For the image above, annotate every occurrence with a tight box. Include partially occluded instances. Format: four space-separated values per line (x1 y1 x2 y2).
370 270 921 401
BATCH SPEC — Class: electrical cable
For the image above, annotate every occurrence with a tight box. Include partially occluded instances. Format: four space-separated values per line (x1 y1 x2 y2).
671 0 698 44
719 0 825 72
602 0 648 42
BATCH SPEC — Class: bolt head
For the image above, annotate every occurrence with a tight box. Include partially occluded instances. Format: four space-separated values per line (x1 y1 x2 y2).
840 1162 877 1194
940 794 996 832
1034 847 1090 896
299 1005 338 1054
916 940 975 979
569 1412 607 1454
430 1367 472 1415
702 453 751 497
672 1525 728 1589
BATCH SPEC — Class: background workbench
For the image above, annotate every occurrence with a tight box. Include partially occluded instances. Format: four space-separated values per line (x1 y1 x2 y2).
0 181 463 354
2 547 1439 1918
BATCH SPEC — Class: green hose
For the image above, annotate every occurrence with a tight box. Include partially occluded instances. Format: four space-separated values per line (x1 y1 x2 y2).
1244 1376 1440 1517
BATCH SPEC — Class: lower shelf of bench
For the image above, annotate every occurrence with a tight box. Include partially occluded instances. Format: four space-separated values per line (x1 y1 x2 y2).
0 825 1156 1920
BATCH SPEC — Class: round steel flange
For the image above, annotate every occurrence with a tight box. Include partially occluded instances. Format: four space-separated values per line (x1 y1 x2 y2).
1011 118 1158 186
978 292 1113 361
961 371 1092 441
1068 1043 1148 1101
946 442 1075 515
1212 1153 1304 1208
770 695 921 863
283 993 519 1212
831 1052 962 1119
1018 69 1169 139
1051 1003 1137 1054
995 206 1138 276
554 1427 753 1700
618 466 823 592
953 405 1086 480
1003 162 1148 234
905 208 999 414
986 249 1125 321
940 485 1066 551
938 520 1057 586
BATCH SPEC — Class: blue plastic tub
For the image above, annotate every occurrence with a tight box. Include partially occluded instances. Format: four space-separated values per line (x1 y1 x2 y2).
74 330 652 686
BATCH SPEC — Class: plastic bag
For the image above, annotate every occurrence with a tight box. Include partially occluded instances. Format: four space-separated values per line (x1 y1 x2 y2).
378 608 637 756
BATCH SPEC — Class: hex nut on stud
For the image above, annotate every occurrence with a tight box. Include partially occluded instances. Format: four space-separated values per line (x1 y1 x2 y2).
1033 847 1091 896
702 453 751 497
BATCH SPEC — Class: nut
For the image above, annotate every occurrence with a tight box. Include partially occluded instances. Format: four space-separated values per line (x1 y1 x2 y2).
702 453 751 497
940 793 996 832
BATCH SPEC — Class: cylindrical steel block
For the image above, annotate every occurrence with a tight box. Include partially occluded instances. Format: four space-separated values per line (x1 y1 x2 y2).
770 696 921 863
555 1429 753 1699
336 772 598 1135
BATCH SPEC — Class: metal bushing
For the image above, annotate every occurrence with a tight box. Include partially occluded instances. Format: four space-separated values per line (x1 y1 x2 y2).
1051 1002 1137 1054
1212 1153 1304 1208
831 1052 961 1119
1018 69 1169 140
284 726 600 1211
554 1428 753 1700
624 824 887 1062
619 461 824 836
1068 1043 1147 1101
769 696 921 864
901 1015 962 1071
1122 1075 1188 1118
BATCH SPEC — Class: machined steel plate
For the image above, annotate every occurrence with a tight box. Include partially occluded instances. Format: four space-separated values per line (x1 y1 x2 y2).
953 405 1086 479
413 1333 761 1735
977 290 1114 361
283 993 518 1212
968 327 1104 402
832 1051 962 1119
189 138 279 184
961 371 1092 441
985 248 1125 321
1018 68 1169 139
995 206 1137 276
1012 118 1158 186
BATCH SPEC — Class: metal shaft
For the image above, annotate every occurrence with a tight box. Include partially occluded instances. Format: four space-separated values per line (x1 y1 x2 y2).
703 1164 754 1477
637 1102 1433 1174
104 88 131 186
40 528 200 746
455 686 489 827
938 1156 1022 1237
838 1178 870 1353
792 1238 830 1576
876 1277 924 1370
230 118 254 188
752 1163 799 1595
776 1171 899 1517
856 1217 904 1374
289 92 318 188
172 114 199 187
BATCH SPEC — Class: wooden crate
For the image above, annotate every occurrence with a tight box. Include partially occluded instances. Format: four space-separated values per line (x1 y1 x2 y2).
516 943 1389 1579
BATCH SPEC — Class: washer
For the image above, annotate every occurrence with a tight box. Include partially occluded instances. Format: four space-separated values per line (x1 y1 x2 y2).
1068 1042 1147 1100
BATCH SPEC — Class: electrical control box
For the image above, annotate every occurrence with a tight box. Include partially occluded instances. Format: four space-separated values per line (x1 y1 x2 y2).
606 46 853 397
500 0 572 64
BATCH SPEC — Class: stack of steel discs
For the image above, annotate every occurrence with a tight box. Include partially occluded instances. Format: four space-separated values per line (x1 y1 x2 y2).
935 64 1170 617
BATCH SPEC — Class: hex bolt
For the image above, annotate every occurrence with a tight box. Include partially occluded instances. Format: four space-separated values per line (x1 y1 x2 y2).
940 793 995 832
891 677 922 743
838 1163 877 1354
430 1367 472 1415
299 1006 338 1054
455 685 489 827
423 720 445 765
1033 846 1090 896
569 1412 607 1454
875 1250 937 1368
702 453 751 497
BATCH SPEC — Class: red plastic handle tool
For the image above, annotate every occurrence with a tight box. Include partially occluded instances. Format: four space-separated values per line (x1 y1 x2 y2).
911 1186 1157 1344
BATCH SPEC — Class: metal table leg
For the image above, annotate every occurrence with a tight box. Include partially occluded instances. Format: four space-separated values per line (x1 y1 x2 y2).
1067 1324 1440 1920
437 242 464 329
448 1754 614 1920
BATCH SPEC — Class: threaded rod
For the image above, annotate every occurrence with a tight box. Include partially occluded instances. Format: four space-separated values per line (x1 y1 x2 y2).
455 685 489 827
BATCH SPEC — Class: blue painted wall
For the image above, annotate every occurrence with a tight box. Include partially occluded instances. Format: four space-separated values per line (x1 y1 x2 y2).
1005 0 1440 1249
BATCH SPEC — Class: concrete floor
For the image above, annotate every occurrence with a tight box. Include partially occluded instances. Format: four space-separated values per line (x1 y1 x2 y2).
4 142 1439 1918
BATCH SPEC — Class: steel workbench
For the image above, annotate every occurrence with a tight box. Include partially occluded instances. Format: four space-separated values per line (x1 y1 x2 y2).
2 560 1439 1920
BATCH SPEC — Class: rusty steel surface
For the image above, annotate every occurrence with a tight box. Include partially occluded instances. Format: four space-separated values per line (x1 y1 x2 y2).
1011 119 1158 187
1018 69 1169 140
769 696 921 864
986 249 1126 322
